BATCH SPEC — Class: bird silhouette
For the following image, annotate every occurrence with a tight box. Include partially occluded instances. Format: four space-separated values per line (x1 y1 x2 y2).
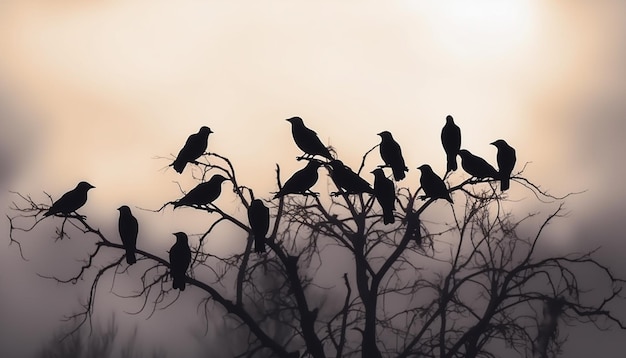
377 131 408 181
417 164 453 203
441 115 461 172
173 174 228 209
490 139 516 191
274 160 322 199
169 232 192 291
328 160 374 195
43 181 95 217
172 126 213 174
371 168 395 224
458 149 499 180
248 199 270 253
286 117 333 160
117 205 138 265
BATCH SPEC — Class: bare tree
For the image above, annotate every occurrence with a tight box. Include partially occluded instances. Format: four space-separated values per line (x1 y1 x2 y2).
7 136 626 357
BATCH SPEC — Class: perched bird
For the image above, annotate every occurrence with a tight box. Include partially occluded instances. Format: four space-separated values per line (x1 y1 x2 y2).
377 131 408 181
172 126 213 174
328 160 374 195
458 150 499 180
274 160 322 199
441 115 461 172
371 169 395 224
169 232 192 291
490 139 517 191
173 174 228 209
286 117 333 160
43 181 95 217
417 164 453 203
117 205 138 265
248 199 270 253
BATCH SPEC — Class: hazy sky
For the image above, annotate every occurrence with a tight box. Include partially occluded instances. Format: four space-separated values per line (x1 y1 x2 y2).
1 1 626 356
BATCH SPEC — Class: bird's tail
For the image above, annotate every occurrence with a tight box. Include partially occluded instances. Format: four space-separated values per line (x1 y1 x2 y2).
500 177 510 191
446 153 458 172
445 194 454 204
392 167 407 181
125 249 137 265
172 273 186 291
254 235 267 253
172 159 186 174
383 209 395 225
43 211 53 217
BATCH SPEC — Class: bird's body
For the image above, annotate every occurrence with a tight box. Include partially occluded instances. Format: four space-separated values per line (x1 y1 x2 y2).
173 174 228 209
169 232 191 291
274 161 321 199
441 115 461 172
172 126 213 174
117 205 138 265
44 181 95 217
417 165 453 203
378 131 408 181
371 169 396 224
286 117 333 160
491 139 516 191
458 150 499 180
248 199 270 253
328 160 374 195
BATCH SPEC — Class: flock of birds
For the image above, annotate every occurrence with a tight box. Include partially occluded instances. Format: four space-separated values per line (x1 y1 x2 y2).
41 115 516 291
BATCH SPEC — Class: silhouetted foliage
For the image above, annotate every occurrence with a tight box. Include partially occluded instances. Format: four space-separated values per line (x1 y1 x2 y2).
7 115 626 357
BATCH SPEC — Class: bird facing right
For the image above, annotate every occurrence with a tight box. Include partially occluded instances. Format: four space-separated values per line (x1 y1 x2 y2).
172 126 213 174
173 174 228 209
44 181 95 217
490 139 516 191
169 232 192 291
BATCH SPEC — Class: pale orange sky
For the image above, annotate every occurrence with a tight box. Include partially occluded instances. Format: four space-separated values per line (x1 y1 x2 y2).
1 1 626 356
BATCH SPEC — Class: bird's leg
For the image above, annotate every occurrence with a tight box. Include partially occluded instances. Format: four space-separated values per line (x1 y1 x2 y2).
296 154 312 161
417 195 429 201
301 191 320 197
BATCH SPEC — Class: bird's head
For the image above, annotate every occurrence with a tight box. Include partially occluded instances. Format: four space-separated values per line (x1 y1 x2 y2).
199 126 213 135
117 205 130 212
210 174 228 183
458 149 471 158
77 181 95 190
417 164 432 172
173 232 188 243
286 117 303 125
490 139 507 148
370 168 384 176
445 115 455 124
251 199 263 207
377 131 392 139
327 160 343 170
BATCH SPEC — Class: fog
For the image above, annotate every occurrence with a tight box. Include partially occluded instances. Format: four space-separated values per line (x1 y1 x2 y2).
1 1 626 356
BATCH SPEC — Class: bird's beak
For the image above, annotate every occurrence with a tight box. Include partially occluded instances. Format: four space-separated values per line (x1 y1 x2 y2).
89 184 96 188
489 141 496 146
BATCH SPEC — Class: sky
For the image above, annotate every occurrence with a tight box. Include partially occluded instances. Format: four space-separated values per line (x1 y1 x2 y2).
1 0 626 356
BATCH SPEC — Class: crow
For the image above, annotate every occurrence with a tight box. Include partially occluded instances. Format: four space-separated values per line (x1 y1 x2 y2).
248 199 270 253
377 131 408 181
173 174 228 209
371 168 395 224
441 115 461 172
169 232 192 291
417 164 453 203
274 160 322 199
172 126 213 174
117 205 138 265
490 139 516 191
44 181 95 217
458 149 499 180
327 160 374 195
286 117 333 160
